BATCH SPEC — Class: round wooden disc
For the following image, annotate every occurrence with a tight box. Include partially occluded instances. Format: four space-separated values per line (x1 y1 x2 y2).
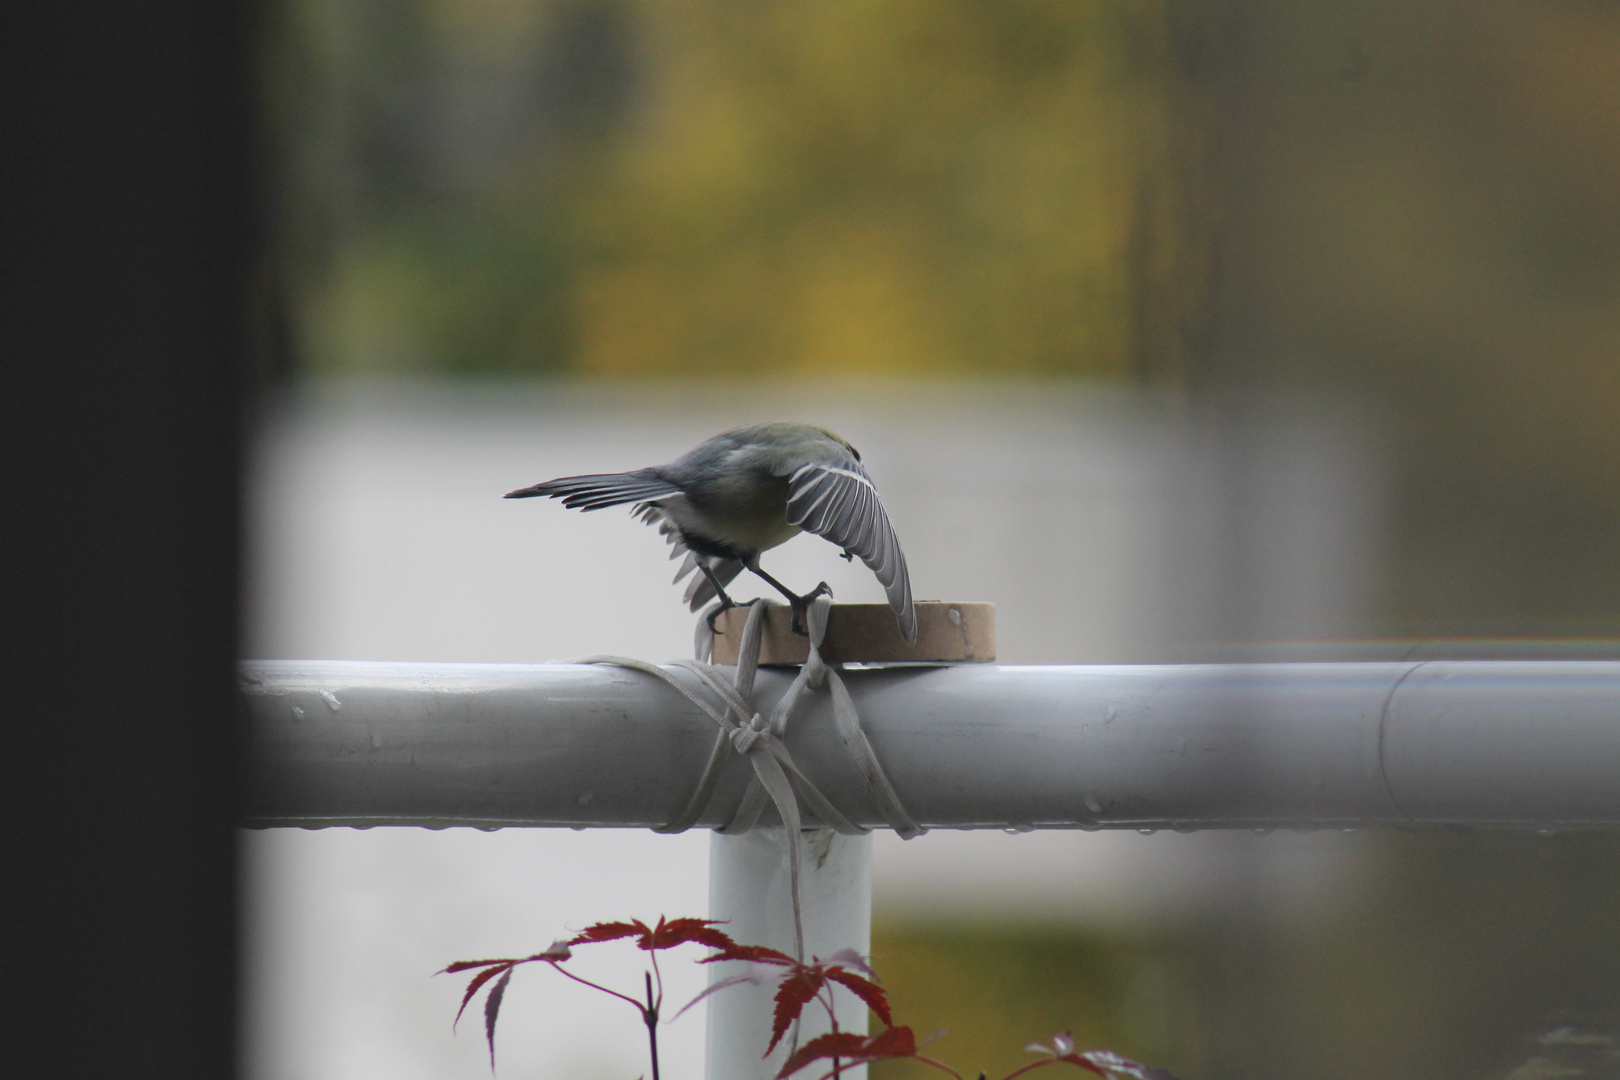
708 601 995 666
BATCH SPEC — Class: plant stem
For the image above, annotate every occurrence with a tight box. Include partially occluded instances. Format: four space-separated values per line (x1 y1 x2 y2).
547 961 648 1012
643 971 661 1080
913 1055 965 1079
650 947 665 1010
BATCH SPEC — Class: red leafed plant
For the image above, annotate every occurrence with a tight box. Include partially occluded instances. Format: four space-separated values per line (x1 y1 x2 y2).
693 941 893 1054
1004 1033 1186 1080
438 916 738 1080
440 915 1188 1080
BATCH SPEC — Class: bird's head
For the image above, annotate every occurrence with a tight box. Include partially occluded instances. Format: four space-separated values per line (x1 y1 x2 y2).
817 427 861 461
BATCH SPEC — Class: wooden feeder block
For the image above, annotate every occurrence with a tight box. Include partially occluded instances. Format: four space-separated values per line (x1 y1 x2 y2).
708 602 996 666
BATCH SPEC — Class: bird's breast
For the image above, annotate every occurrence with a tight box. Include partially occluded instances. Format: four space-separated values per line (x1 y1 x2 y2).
718 513 801 555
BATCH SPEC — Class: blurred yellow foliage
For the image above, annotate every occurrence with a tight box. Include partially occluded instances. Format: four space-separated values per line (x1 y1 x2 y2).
273 0 1200 379
572 1 1174 378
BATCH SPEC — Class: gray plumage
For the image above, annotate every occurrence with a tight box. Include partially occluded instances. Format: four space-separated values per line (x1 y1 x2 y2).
505 422 917 643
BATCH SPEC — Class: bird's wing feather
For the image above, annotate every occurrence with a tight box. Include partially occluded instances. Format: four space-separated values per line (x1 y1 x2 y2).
785 460 916 642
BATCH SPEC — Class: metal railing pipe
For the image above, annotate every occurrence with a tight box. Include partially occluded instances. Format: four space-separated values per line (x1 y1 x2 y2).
241 659 1620 831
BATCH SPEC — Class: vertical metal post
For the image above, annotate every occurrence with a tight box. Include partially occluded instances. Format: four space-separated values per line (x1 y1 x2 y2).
706 829 873 1080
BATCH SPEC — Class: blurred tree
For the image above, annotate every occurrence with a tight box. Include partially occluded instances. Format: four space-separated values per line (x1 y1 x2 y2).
263 0 1207 379
1198 0 1620 636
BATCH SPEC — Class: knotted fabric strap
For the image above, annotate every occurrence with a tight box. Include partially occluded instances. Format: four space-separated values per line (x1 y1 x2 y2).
712 599 922 840
575 596 924 958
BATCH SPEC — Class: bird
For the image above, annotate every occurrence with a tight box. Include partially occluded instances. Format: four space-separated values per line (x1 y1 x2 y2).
504 422 917 643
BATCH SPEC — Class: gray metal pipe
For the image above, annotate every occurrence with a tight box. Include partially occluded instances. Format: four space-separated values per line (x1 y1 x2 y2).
241 660 1620 831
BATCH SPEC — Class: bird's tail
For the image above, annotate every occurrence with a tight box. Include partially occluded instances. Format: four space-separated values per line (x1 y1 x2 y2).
634 504 745 612
504 468 679 510
677 554 745 612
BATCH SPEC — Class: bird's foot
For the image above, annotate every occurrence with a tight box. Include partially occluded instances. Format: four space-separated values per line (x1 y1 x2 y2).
788 582 834 637
706 596 761 637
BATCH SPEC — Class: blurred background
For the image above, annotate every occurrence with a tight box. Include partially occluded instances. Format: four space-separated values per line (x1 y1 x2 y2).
244 2 1620 1079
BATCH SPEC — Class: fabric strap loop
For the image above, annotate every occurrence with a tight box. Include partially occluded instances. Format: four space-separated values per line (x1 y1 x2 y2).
578 595 924 957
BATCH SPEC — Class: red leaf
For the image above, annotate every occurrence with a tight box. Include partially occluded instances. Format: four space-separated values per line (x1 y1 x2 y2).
1074 1050 1185 1080
825 967 892 1028
821 948 876 978
526 939 572 962
775 1031 870 1079
700 943 796 966
646 917 737 952
441 958 515 974
570 920 650 946
1073 1051 1129 1077
452 963 514 1031
769 970 827 1053
570 917 738 952
775 1026 923 1079
483 968 513 1070
858 1025 918 1059
1022 1038 1187 1080
671 969 773 1022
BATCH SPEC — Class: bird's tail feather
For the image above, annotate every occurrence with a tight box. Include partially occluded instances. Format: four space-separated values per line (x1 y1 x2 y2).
683 557 744 611
634 502 741 610
504 468 679 510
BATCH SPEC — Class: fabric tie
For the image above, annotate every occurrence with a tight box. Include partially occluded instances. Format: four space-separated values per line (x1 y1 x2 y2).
574 596 922 958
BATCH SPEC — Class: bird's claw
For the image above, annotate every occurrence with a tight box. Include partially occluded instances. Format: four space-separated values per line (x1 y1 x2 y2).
706 596 760 637
788 583 834 637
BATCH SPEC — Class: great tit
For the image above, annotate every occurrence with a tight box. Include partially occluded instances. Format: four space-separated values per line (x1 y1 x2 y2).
505 422 917 642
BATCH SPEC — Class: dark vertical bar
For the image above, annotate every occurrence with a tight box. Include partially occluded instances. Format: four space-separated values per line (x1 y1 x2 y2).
3 1 249 1077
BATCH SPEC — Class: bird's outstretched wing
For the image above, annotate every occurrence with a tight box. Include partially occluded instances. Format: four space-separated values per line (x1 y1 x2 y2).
784 460 916 643
635 505 744 612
